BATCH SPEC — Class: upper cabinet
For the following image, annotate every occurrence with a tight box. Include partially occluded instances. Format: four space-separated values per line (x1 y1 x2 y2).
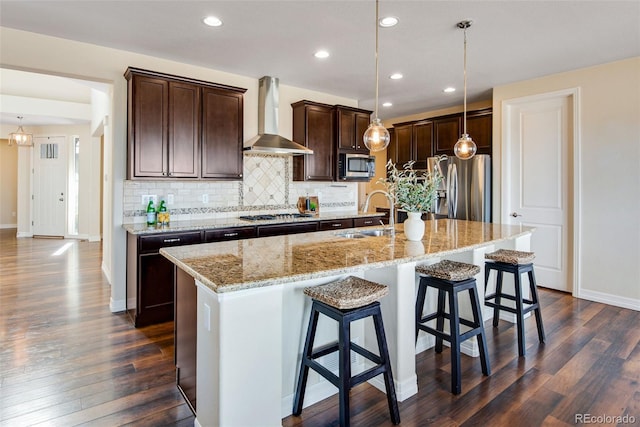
389 108 492 164
125 67 246 180
292 100 335 181
335 105 372 152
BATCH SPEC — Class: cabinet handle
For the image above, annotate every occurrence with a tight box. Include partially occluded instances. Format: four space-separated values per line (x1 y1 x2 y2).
332 223 342 227
223 232 239 237
163 238 181 243
363 220 373 225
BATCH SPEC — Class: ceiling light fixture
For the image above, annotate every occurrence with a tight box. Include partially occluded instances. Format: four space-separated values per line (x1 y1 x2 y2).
389 73 403 80
363 0 390 152
203 16 223 27
8 116 33 147
453 20 477 160
382 102 393 107
314 50 330 59
443 87 456 93
379 16 398 27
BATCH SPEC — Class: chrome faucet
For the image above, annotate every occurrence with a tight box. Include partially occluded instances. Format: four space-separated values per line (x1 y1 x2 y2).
362 190 395 236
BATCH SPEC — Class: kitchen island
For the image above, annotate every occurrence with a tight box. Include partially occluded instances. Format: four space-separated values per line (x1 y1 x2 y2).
161 219 534 427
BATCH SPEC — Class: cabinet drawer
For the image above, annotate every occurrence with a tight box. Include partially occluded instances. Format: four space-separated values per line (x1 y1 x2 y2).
319 219 353 230
257 222 318 237
204 226 256 242
139 231 202 253
353 217 381 228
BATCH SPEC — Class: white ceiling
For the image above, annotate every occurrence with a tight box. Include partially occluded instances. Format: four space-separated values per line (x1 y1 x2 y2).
0 0 639 123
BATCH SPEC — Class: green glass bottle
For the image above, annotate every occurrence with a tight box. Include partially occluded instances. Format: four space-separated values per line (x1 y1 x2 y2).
146 200 156 226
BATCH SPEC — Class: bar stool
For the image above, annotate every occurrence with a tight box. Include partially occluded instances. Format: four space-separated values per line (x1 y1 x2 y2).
292 276 400 427
415 260 491 395
484 249 546 357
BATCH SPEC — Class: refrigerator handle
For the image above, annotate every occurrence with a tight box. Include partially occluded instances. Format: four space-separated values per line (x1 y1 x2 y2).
448 163 458 218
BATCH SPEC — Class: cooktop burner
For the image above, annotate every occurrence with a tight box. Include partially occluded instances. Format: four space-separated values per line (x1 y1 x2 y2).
239 213 314 221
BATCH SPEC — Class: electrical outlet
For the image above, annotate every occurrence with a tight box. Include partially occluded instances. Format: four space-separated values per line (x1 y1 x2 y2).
202 194 209 203
167 193 174 205
141 195 158 206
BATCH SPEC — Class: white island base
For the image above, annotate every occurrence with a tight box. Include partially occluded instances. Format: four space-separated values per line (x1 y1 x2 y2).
189 230 533 427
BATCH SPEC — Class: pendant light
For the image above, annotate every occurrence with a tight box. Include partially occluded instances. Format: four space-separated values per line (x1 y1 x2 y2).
453 20 477 160
363 0 390 152
8 116 33 147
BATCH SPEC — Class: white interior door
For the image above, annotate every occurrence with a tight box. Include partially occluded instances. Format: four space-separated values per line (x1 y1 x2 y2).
503 92 573 292
33 136 68 237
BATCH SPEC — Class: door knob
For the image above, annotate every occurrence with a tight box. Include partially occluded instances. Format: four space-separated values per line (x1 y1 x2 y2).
59 198 64 201
511 212 522 218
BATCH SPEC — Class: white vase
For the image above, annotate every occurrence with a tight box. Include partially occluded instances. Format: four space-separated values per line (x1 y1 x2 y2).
404 212 425 241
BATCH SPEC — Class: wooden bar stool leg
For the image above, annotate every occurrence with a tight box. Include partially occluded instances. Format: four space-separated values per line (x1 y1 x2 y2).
449 288 462 395
415 279 427 342
293 306 320 415
469 286 491 376
514 271 526 357
435 288 446 353
528 269 546 343
373 310 401 425
493 269 504 327
338 314 352 427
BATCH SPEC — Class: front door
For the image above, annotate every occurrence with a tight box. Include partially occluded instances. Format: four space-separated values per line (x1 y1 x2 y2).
503 91 575 293
33 136 67 237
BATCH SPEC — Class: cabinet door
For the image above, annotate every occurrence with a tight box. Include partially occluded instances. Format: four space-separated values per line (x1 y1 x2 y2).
201 87 244 179
413 121 433 169
319 219 353 230
176 267 197 412
132 75 168 177
433 116 461 156
466 111 492 155
337 109 356 150
168 81 200 178
138 253 175 325
394 124 414 167
355 112 371 151
294 104 334 181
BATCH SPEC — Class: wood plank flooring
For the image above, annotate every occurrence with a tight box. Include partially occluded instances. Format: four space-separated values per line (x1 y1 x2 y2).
1 228 638 426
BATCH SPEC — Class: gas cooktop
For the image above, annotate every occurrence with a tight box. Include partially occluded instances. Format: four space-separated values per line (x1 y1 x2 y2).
239 213 314 221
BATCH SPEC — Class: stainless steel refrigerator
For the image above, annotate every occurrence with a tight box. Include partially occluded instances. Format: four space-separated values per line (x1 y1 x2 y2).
426 154 491 222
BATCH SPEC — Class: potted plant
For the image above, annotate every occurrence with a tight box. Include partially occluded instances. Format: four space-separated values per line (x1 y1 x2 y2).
379 157 445 241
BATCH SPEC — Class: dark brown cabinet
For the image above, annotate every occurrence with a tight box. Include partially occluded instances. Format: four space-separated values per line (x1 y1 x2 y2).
204 226 256 242
319 219 353 230
175 267 197 412
127 231 202 327
201 87 244 179
292 100 335 181
125 67 246 180
390 108 492 162
335 105 372 151
257 222 319 237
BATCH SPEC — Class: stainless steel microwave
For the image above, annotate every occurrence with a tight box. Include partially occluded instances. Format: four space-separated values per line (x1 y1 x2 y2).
338 153 375 181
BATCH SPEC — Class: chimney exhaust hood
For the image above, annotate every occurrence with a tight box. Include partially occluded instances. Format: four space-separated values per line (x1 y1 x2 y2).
243 76 313 155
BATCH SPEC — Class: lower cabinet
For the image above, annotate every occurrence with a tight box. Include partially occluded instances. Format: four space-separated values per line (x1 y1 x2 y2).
257 221 319 237
175 267 197 413
319 218 353 230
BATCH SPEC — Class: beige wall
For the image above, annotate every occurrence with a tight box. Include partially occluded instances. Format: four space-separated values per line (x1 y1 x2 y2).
493 57 640 308
0 138 18 228
0 27 358 312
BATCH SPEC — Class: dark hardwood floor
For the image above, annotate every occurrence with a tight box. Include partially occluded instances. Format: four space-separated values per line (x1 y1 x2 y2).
1 228 638 426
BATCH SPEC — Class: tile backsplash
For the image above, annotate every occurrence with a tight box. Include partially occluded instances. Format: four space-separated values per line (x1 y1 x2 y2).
123 153 358 224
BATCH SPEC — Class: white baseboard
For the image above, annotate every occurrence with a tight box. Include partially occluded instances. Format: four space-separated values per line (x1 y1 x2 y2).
110 297 126 313
16 231 33 238
368 372 419 402
88 234 101 242
578 289 640 311
0 223 17 229
101 262 112 284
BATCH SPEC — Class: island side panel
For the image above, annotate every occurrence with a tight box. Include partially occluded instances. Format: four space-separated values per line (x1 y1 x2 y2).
196 281 283 427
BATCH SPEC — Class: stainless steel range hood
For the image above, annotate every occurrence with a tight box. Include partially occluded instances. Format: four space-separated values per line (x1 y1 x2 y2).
243 76 313 155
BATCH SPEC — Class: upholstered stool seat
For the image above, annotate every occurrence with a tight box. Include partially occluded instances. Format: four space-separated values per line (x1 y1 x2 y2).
415 260 490 395
484 249 545 357
293 276 400 427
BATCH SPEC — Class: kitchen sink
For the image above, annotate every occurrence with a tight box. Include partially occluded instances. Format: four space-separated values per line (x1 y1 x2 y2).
336 232 366 239
336 229 389 239
358 229 387 237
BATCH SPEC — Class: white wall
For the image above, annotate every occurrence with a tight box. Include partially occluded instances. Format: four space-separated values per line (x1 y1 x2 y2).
0 27 358 313
493 57 640 309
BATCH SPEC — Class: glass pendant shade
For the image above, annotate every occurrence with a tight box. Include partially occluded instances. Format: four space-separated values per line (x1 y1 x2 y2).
453 134 477 159
8 117 33 147
364 118 390 152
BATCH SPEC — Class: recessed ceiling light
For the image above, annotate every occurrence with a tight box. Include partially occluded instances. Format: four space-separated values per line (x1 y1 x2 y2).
443 87 456 93
389 73 403 80
382 102 393 107
203 16 223 27
314 50 330 59
379 16 399 27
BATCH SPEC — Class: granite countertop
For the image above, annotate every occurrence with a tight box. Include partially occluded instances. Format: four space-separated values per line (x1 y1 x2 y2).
123 211 385 235
160 219 534 294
